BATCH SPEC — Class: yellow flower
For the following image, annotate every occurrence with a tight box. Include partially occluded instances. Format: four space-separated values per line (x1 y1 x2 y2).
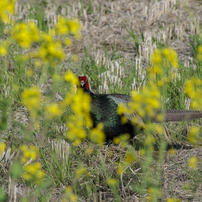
0 142 6 154
121 116 128 124
169 149 177 155
64 70 78 85
166 198 181 202
75 167 88 179
117 102 127 115
187 126 200 146
10 22 39 48
124 152 136 164
64 38 72 46
188 156 198 169
151 49 162 65
85 147 93 155
72 54 79 62
63 186 78 202
20 144 39 163
198 45 202 54
0 46 7 56
0 0 16 24
68 19 82 36
139 149 145 156
89 123 106 145
144 135 156 146
21 86 42 113
26 69 33 77
45 103 63 119
116 164 124 175
113 137 120 145
34 60 42 68
23 161 45 183
197 53 202 61
155 125 164 135
106 178 117 186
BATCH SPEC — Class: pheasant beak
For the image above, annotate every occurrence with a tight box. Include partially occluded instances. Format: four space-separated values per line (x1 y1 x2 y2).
80 80 85 87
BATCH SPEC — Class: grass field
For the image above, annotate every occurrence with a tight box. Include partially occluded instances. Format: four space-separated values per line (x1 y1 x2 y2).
1 0 202 201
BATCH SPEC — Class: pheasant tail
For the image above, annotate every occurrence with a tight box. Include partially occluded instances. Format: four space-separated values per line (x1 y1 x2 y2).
152 110 202 122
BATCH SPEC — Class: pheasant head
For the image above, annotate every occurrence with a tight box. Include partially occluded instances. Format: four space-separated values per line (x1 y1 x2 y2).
78 76 94 96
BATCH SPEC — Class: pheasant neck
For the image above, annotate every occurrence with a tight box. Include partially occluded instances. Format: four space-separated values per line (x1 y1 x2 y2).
85 88 94 97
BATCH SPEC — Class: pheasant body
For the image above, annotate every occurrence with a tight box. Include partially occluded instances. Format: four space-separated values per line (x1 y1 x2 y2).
78 76 202 140
90 93 136 139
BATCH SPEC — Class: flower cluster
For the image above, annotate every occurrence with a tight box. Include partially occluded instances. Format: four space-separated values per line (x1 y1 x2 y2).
54 17 82 40
62 186 78 202
19 145 45 184
166 197 182 202
185 78 202 109
117 83 162 126
45 103 63 120
75 167 89 179
31 31 65 64
0 0 15 24
1 10 82 66
19 144 39 163
23 162 45 184
113 133 130 147
187 126 201 147
148 47 178 84
106 178 118 187
117 152 136 175
10 22 39 48
21 86 42 117
147 187 162 202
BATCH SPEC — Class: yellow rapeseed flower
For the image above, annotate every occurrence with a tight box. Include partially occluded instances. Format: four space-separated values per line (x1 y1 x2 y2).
45 103 63 119
106 178 117 187
63 186 78 202
10 22 39 48
0 0 15 24
85 147 93 155
19 144 39 163
139 149 145 156
187 126 200 146
155 125 164 135
23 162 45 184
72 54 79 62
124 152 136 164
169 148 177 155
21 86 42 113
34 60 42 68
166 198 181 202
0 45 7 56
188 156 198 169
64 70 78 85
0 142 6 154
26 69 33 77
64 38 72 46
151 49 162 65
75 167 88 179
198 45 202 54
117 102 127 115
89 123 106 145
